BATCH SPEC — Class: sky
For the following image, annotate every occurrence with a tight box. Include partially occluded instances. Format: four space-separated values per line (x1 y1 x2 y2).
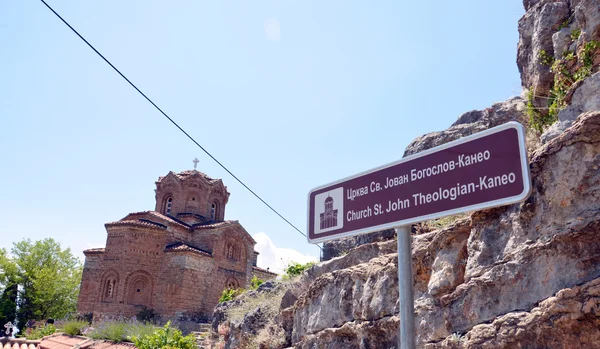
0 1 524 270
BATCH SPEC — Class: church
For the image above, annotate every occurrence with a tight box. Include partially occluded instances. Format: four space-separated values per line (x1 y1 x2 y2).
77 166 276 321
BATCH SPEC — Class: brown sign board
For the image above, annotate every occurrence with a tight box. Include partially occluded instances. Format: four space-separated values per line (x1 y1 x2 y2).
307 122 531 244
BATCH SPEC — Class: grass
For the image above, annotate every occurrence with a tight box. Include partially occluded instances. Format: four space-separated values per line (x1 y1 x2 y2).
423 213 470 231
226 287 286 323
449 332 465 343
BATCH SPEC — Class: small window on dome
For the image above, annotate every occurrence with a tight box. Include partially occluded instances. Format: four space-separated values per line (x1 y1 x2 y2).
211 202 217 220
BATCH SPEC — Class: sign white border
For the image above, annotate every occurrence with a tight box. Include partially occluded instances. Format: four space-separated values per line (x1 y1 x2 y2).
307 121 532 244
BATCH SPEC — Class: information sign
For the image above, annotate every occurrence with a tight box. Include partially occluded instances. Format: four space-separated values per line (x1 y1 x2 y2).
307 122 531 243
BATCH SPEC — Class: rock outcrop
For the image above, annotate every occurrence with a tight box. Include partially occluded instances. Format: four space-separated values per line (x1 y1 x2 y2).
208 2 600 348
211 111 600 349
403 97 527 157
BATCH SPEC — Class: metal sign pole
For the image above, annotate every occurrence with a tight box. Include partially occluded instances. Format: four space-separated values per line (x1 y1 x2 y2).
396 225 415 349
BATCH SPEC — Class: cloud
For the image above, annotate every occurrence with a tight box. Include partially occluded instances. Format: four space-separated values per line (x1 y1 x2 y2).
264 17 281 41
253 232 318 274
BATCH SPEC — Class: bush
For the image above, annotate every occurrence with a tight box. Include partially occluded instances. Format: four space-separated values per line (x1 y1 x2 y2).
219 288 245 303
130 321 197 349
61 320 88 336
283 261 316 280
88 319 157 343
250 276 264 290
89 321 127 342
24 324 56 340
136 306 160 324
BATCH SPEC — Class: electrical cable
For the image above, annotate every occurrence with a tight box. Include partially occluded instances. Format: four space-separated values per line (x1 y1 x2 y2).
39 0 322 250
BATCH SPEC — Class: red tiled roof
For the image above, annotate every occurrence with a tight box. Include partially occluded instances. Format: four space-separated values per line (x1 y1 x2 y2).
164 242 212 257
38 334 91 349
87 341 136 349
36 334 137 349
83 248 105 254
104 220 166 230
253 266 278 276
191 220 237 229
123 211 192 230
1 338 40 349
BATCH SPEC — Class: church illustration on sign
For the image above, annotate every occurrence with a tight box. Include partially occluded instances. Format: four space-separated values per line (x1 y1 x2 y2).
315 187 343 234
320 195 338 229
77 162 276 321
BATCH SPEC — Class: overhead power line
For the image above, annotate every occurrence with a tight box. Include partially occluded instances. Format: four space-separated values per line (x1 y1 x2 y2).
39 0 321 250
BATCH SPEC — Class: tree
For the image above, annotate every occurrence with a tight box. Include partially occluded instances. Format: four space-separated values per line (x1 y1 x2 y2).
0 239 83 328
0 248 18 327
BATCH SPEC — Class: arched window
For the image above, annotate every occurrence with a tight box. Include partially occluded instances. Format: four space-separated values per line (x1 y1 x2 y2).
106 279 115 298
165 197 173 215
226 278 239 289
100 270 119 303
126 272 153 306
225 241 241 262
211 202 217 220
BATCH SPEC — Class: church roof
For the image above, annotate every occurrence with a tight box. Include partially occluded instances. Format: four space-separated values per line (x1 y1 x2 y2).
83 248 105 254
253 266 278 276
120 211 241 232
191 220 239 229
38 334 91 349
157 170 215 183
164 242 212 257
1 337 40 349
104 219 167 230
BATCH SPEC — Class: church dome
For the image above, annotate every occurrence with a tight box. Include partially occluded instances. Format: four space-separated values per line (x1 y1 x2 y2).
325 196 334 203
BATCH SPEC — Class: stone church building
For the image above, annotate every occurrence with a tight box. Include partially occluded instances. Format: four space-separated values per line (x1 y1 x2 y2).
77 168 276 320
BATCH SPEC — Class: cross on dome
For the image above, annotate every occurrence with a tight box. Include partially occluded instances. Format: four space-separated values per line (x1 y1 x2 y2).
193 157 199 170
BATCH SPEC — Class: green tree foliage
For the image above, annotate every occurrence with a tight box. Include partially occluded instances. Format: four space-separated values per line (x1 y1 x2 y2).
0 248 18 327
0 239 83 328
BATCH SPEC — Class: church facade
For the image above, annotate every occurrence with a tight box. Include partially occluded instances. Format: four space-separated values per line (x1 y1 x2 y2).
77 169 276 320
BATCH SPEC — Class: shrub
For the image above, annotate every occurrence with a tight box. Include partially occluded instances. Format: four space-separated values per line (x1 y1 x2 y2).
128 321 157 339
88 319 157 343
283 261 316 280
250 276 264 290
136 306 160 324
130 321 197 349
219 288 245 303
24 324 56 340
89 321 127 342
61 320 88 336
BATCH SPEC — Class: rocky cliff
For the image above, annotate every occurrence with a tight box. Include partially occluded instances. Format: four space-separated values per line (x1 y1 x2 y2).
209 1 600 348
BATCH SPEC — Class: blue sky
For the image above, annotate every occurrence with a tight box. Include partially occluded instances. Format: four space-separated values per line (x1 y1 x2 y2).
0 1 524 267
